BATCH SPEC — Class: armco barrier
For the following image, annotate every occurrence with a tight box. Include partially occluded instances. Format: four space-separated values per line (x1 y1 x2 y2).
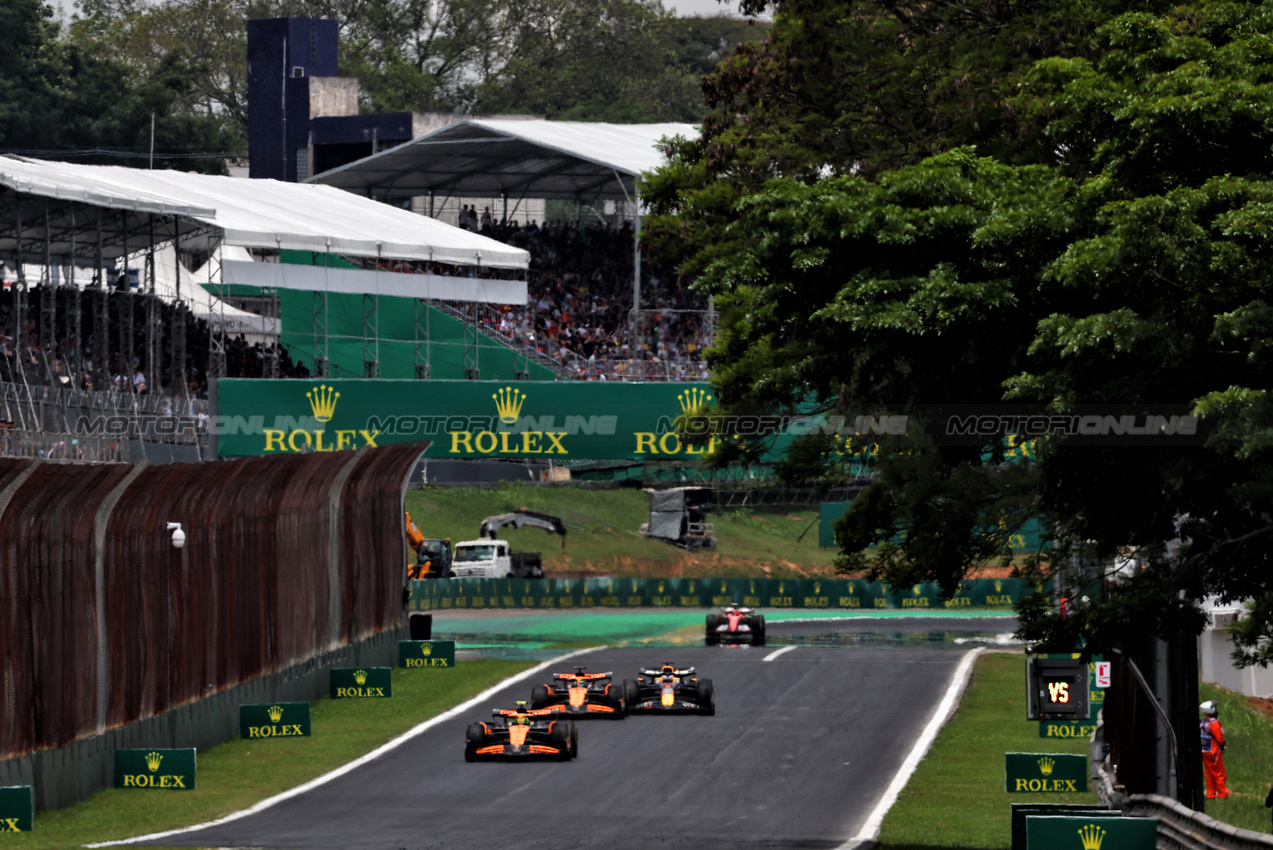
1123 794 1273 850
409 576 1044 611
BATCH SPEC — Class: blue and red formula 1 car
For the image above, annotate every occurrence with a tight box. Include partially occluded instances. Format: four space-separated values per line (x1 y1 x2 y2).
623 663 714 715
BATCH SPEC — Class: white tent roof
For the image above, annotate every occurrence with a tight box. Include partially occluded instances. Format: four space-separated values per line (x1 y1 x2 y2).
307 120 698 202
0 156 529 269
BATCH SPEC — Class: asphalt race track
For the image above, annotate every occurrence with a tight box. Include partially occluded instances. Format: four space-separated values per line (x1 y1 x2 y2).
142 618 1016 850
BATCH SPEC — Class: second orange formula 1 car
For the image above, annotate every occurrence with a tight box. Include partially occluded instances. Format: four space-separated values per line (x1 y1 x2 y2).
529 667 627 719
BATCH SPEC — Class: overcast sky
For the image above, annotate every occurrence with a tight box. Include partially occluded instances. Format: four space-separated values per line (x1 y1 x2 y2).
667 0 749 15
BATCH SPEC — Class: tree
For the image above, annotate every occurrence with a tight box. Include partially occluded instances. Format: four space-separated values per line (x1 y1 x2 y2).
68 0 764 131
653 0 1273 661
0 0 238 171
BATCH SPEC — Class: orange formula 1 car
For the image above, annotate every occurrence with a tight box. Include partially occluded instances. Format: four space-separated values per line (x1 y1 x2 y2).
529 667 627 719
465 702 578 762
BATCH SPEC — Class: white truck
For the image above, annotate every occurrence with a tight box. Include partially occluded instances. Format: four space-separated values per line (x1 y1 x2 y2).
450 539 545 578
447 510 566 579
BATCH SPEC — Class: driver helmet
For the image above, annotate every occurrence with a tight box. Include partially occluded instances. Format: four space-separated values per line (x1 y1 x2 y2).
1200 700 1219 717
514 700 530 723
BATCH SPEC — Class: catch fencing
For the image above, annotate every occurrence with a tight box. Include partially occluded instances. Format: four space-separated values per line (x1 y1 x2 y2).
0 443 424 764
409 576 1041 611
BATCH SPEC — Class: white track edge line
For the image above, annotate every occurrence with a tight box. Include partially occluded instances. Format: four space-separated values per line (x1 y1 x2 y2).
84 646 606 848
834 646 986 850
762 645 797 662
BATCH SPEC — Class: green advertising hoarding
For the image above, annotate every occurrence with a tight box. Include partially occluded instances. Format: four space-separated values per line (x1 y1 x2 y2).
213 379 722 460
399 640 456 668
1005 753 1087 793
240 702 312 739
0 787 33 832
330 667 393 699
1037 721 1098 739
114 748 196 790
1025 816 1154 850
408 577 1047 611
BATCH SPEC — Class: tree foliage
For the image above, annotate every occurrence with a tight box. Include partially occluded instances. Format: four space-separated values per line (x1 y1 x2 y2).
0 0 239 171
67 0 766 130
649 0 1273 662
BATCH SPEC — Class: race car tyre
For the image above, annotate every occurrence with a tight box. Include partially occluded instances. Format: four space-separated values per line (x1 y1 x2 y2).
752 615 766 646
466 722 486 746
623 679 641 709
530 684 551 708
569 721 579 758
696 678 715 715
705 614 720 645
465 744 478 763
608 690 627 719
551 722 572 761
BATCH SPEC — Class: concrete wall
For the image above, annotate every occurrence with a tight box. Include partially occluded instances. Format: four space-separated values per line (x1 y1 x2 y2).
0 626 401 811
310 77 359 119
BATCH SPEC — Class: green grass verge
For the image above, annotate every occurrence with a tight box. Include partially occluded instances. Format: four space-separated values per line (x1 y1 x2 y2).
876 652 1097 850
405 481 838 576
14 660 534 849
1198 681 1273 833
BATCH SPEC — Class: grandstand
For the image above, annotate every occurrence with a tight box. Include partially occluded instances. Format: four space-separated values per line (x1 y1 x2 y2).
0 121 713 463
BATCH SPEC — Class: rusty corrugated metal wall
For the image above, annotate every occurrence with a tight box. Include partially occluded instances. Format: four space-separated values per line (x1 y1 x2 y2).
0 444 423 760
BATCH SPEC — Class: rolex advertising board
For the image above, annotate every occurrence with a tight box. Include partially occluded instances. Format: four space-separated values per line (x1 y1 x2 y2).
1005 753 1088 793
213 379 726 460
114 748 197 790
408 577 1048 611
330 667 393 699
1025 816 1154 850
399 640 456 668
0 787 33 832
240 702 312 739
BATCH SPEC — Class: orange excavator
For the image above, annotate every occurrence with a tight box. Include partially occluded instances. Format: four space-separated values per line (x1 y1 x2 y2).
405 511 453 579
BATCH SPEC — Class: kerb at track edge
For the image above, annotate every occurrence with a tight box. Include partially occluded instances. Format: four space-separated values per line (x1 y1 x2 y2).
834 647 988 850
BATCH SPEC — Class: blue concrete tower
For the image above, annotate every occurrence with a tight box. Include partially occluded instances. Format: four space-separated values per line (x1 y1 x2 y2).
247 18 340 181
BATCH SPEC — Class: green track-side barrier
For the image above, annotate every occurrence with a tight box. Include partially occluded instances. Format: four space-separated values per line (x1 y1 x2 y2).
409 577 1046 611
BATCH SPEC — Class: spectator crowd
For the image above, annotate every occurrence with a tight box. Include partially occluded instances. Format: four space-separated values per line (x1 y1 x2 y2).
0 214 710 401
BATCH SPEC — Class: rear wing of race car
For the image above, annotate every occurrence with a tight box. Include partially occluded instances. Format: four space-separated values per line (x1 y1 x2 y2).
554 671 613 681
640 666 696 678
494 707 557 718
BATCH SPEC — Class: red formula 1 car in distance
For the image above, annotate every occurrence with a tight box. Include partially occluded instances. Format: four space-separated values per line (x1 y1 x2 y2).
623 663 714 715
530 667 627 719
706 603 766 646
465 702 579 761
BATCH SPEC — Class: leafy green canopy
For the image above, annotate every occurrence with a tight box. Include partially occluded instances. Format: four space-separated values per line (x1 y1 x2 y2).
649 0 1273 663
68 0 767 129
0 0 239 170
